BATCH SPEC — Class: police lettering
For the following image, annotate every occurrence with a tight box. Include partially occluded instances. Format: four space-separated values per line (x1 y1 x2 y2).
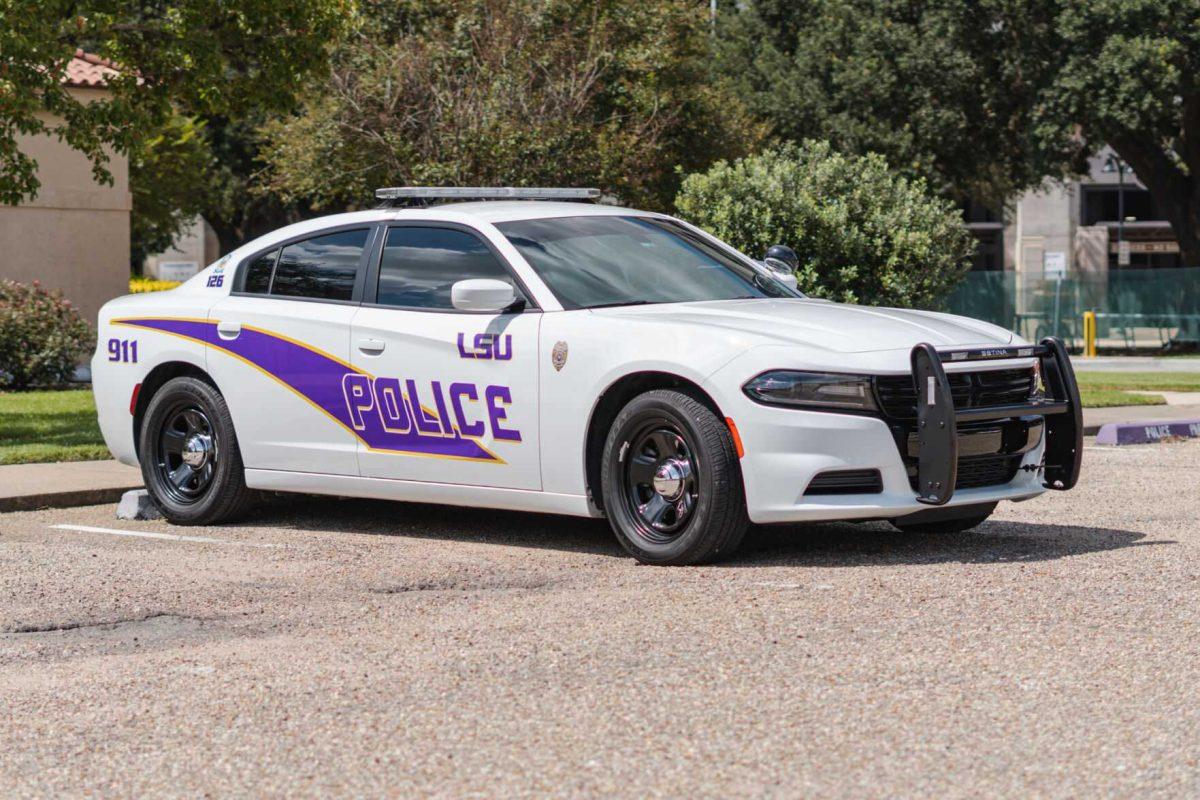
343 373 521 442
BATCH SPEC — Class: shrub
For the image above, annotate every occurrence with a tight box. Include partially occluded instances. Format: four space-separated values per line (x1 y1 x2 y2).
130 276 182 293
0 281 93 390
675 141 975 308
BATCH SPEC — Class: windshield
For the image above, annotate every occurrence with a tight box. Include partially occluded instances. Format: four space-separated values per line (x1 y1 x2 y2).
495 215 801 309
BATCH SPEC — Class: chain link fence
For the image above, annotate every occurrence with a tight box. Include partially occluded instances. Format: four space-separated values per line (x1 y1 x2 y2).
939 268 1200 353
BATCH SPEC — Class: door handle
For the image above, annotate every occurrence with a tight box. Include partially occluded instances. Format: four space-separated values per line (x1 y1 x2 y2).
216 321 241 340
357 338 386 355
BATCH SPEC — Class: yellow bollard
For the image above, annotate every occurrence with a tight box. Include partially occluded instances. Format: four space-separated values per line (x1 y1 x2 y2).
1082 311 1097 357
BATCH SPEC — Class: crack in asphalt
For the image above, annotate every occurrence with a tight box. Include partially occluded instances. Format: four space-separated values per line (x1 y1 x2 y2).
3 612 199 635
369 577 552 595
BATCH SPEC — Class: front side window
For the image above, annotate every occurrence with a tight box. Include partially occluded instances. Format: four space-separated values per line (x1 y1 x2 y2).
496 215 800 309
269 229 369 301
376 226 522 310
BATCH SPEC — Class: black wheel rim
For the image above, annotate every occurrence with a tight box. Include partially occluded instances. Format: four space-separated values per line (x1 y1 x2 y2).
155 403 217 505
622 420 699 544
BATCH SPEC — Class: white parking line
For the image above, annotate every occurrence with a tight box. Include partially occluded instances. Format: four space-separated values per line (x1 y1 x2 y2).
50 524 278 548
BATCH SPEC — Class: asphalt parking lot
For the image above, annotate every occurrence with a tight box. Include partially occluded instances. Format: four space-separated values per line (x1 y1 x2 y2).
2 440 1198 797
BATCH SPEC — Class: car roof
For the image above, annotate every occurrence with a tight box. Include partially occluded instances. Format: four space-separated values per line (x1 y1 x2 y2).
226 201 662 263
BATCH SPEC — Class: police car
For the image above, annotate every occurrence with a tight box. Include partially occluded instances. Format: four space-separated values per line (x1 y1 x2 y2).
92 187 1082 565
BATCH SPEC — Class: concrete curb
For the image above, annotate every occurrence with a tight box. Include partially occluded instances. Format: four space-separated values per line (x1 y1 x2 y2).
1095 419 1200 446
0 485 143 513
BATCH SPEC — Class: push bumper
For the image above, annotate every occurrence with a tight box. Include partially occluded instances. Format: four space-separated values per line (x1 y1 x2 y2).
909 337 1082 506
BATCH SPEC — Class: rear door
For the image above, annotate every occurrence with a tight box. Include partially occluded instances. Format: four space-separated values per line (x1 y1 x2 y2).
349 222 542 489
208 225 379 475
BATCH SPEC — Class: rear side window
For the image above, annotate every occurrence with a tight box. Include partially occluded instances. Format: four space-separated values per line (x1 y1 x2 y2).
242 249 278 294
269 229 370 301
376 227 521 310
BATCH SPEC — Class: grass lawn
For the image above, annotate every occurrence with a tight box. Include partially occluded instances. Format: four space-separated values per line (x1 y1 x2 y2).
1074 371 1200 392
1075 370 1200 408
1079 388 1167 408
0 389 111 465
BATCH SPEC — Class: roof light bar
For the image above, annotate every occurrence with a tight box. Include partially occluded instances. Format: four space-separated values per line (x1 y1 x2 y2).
375 186 601 202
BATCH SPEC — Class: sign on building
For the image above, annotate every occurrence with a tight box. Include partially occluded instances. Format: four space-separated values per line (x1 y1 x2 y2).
1117 240 1131 266
157 261 200 281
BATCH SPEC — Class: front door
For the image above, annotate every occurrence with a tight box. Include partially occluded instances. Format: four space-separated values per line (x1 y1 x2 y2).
349 223 541 489
208 225 376 475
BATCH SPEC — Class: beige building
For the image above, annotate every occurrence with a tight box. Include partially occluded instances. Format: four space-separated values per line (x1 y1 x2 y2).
0 51 131 324
144 216 220 281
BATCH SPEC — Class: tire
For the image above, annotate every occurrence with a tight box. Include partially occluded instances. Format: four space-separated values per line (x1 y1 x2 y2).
600 389 748 565
891 509 993 535
138 376 255 525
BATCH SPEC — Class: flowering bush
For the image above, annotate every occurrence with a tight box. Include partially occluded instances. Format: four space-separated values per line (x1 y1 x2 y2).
0 280 93 389
129 276 182 293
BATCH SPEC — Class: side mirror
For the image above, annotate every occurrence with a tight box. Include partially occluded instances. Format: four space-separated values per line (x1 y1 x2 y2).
451 278 519 312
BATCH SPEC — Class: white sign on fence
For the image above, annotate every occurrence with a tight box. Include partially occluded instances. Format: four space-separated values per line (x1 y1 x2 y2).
1043 251 1067 280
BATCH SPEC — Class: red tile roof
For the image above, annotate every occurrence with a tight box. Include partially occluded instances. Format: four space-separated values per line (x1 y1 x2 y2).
64 50 119 88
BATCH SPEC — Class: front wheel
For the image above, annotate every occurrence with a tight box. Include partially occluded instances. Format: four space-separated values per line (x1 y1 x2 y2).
601 390 748 565
139 376 255 525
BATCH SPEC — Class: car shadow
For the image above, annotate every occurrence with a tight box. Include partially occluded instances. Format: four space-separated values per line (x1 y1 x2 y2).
731 519 1169 567
241 494 1168 568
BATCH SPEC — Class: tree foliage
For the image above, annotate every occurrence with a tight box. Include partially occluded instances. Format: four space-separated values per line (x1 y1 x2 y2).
675 142 975 308
717 0 1075 209
260 0 762 212
720 0 1200 266
0 0 352 205
1031 0 1200 265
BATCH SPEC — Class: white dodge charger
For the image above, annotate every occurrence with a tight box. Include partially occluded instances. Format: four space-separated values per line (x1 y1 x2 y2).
92 188 1082 565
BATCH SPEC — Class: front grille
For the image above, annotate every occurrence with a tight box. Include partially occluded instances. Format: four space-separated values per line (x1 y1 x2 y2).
906 454 1024 491
875 368 1036 421
805 469 883 496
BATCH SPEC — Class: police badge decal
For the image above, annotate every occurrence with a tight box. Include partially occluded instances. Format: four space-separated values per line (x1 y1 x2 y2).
551 341 569 371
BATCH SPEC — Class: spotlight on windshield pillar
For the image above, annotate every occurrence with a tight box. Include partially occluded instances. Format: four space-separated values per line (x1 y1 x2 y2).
764 244 799 272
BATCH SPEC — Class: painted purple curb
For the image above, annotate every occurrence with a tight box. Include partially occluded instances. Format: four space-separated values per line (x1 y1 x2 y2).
1094 418 1200 445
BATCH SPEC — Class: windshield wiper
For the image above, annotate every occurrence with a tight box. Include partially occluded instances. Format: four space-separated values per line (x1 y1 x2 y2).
585 300 656 309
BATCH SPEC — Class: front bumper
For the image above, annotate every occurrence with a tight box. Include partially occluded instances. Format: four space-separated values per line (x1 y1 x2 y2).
712 337 1081 525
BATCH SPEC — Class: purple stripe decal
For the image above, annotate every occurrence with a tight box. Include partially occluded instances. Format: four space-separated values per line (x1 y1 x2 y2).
117 318 500 462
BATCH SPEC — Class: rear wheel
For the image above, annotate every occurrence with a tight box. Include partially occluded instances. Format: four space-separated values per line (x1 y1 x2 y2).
601 390 748 565
139 376 254 525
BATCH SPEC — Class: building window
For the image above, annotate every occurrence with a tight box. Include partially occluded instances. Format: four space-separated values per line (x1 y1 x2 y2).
969 229 1004 271
1082 186 1163 225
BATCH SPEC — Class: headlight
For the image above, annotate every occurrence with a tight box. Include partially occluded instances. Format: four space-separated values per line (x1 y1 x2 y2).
743 371 878 413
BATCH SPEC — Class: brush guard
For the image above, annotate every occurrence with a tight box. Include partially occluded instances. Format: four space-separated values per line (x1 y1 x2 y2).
911 337 1082 506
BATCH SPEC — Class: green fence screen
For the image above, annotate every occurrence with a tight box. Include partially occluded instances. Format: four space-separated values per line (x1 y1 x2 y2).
938 267 1200 353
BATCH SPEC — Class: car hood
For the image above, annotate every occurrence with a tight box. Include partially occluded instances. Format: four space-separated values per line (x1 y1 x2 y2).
592 298 1014 354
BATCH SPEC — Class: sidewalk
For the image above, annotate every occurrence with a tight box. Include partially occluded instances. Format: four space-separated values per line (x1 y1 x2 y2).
1083 404 1200 436
1071 356 1200 373
0 460 142 512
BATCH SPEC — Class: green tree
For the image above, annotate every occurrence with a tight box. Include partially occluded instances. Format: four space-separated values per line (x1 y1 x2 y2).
0 0 352 205
129 115 214 271
720 0 1200 267
717 0 1074 210
1032 0 1200 266
260 0 762 212
675 141 975 308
